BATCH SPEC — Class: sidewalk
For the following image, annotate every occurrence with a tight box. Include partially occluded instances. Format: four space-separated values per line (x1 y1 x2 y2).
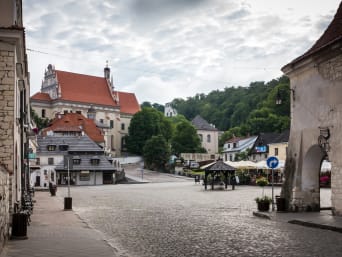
253 209 342 233
1 191 118 257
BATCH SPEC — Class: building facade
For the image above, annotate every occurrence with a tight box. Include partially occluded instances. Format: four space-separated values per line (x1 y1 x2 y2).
0 0 30 249
222 136 257 162
248 131 289 162
33 134 118 187
191 115 219 154
164 102 177 117
281 2 342 214
31 64 140 157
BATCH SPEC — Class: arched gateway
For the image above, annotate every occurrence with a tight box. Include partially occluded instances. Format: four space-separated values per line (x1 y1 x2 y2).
281 2 342 215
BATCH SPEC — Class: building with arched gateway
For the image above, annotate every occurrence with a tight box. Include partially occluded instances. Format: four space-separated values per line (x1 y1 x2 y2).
281 2 342 215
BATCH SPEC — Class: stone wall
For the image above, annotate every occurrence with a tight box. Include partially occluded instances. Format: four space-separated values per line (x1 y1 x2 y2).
0 45 14 251
0 167 9 252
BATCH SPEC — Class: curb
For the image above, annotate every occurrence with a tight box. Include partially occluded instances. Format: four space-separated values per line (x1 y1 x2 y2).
252 211 271 219
288 220 342 233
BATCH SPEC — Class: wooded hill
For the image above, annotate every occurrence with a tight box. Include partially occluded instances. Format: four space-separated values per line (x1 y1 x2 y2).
170 75 291 143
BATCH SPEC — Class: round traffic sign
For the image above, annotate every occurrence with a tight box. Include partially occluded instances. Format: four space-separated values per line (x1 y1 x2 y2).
267 156 279 169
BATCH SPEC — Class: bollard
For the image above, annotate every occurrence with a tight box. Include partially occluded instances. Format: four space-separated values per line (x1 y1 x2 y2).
11 213 28 240
64 197 72 210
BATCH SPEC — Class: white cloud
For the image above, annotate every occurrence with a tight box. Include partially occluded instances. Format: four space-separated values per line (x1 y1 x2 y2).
23 0 341 104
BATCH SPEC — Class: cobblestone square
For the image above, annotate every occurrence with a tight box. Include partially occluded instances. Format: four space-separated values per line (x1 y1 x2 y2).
53 168 340 257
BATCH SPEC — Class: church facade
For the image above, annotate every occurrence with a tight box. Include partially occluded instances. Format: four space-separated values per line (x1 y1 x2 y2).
31 64 140 157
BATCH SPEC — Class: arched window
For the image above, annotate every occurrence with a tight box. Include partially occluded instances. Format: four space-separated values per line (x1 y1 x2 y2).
207 134 211 143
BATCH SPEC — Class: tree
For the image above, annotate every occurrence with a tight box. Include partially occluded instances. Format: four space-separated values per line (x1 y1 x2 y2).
143 135 170 171
126 107 174 155
171 120 202 155
30 107 50 130
140 101 152 108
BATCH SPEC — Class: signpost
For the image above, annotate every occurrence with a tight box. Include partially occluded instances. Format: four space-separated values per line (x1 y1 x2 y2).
266 156 279 211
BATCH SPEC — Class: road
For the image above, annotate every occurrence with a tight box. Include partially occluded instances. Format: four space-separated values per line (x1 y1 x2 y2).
56 168 337 257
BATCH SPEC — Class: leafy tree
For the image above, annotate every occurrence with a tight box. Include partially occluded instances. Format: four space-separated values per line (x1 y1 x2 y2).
126 107 174 155
30 107 50 130
140 101 152 108
143 135 170 171
152 103 165 113
171 120 202 155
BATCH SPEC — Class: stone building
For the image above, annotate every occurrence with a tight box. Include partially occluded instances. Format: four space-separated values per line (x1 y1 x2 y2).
281 2 342 214
191 115 219 154
31 64 140 157
0 0 30 249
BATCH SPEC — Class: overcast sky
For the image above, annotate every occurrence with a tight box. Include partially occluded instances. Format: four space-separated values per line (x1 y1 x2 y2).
23 0 341 104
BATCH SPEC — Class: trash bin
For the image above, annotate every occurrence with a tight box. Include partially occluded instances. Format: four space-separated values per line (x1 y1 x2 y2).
11 213 28 240
276 196 286 212
64 197 72 210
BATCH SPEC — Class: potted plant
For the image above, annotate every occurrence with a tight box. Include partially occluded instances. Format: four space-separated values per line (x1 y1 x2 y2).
255 177 271 211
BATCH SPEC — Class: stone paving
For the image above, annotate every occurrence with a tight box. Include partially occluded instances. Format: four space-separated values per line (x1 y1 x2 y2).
1 167 339 257
57 169 338 257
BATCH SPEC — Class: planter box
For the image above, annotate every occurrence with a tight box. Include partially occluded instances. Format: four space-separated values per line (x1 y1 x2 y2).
257 201 270 212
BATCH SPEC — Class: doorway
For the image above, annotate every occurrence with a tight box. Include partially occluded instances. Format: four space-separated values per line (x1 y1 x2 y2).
302 145 329 210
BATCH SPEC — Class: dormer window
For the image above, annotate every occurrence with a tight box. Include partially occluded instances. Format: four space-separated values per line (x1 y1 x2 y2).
90 157 100 165
73 156 81 165
233 143 237 148
47 145 56 151
59 144 69 151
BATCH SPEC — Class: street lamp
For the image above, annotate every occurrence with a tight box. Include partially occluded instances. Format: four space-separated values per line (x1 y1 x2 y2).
63 155 72 210
275 88 295 105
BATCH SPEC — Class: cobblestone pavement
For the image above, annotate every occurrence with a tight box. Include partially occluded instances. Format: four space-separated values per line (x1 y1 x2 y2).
54 169 338 257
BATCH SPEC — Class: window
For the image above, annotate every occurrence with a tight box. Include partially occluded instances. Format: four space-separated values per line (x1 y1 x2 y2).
207 134 211 143
228 143 230 149
47 145 56 151
64 110 68 114
233 143 237 148
41 109 46 118
73 158 81 165
48 158 54 165
264 154 268 159
44 170 47 175
274 148 279 156
229 154 233 161
36 158 40 165
90 158 100 165
79 171 90 181
59 144 69 151
121 123 125 130
51 173 55 182
199 134 203 142
110 120 114 129
76 111 81 114
100 119 104 124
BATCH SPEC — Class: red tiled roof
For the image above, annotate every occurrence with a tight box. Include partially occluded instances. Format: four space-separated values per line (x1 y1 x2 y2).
117 91 140 115
284 2 342 68
31 92 51 101
42 113 104 143
31 69 140 116
56 70 117 107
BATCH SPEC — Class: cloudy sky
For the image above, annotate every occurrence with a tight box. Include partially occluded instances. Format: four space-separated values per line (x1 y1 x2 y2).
23 0 341 104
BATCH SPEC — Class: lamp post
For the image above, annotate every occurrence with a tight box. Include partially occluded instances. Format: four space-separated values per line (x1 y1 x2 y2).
64 155 72 210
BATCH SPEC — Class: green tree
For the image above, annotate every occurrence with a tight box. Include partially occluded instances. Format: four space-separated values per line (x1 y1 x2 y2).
143 135 170 171
171 120 202 155
126 107 173 155
30 107 50 130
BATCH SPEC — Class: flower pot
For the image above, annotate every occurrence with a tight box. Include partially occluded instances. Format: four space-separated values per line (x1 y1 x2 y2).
257 201 270 212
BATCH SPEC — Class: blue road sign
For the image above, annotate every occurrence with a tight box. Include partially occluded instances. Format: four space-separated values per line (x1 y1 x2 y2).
267 156 279 169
